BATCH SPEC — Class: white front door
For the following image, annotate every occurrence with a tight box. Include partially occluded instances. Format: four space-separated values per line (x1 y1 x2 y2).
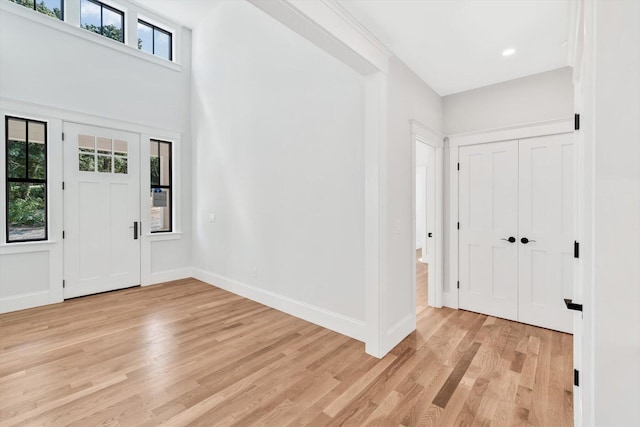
518 133 574 333
458 140 519 321
63 122 140 299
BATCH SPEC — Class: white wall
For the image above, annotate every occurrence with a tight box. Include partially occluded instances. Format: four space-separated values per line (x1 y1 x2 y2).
582 0 640 425
384 57 442 338
443 67 574 135
190 1 367 340
0 1 192 311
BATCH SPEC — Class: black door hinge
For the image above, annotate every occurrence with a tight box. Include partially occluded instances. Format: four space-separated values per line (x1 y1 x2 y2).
457 281 460 289
62 132 65 141
574 114 580 130
457 162 460 171
457 222 460 230
574 369 580 387
63 280 65 288
574 241 580 258
62 231 65 239
62 181 65 190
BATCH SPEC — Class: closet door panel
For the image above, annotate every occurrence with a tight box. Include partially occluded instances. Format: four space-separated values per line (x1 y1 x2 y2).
459 140 519 321
518 134 574 333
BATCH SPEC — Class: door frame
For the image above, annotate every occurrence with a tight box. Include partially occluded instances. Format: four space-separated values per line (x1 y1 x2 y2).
62 121 143 299
410 119 444 311
0 97 183 308
445 117 575 309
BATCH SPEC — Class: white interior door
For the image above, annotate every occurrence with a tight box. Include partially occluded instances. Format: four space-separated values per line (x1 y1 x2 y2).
63 122 140 299
518 133 574 333
459 140 519 321
425 145 436 289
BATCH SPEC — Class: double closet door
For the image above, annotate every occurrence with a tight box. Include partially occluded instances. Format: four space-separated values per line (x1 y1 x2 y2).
458 133 574 333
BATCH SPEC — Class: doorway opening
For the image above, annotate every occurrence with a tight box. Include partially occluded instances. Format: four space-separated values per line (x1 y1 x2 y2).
415 140 435 311
410 120 444 322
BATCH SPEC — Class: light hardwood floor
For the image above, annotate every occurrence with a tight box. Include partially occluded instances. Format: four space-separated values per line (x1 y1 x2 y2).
0 256 573 426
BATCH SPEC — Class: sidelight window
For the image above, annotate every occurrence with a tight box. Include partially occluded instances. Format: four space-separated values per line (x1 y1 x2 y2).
149 139 172 233
5 116 48 243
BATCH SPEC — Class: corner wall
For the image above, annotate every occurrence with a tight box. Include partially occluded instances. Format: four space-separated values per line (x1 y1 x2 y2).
190 1 367 341
382 56 443 352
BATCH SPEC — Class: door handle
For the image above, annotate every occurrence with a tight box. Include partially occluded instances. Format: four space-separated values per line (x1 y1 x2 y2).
521 237 536 244
501 237 516 243
428 232 433 238
133 221 138 240
564 298 583 312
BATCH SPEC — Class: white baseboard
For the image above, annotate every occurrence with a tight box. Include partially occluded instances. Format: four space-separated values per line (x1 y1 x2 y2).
0 291 60 314
380 313 415 355
191 268 367 342
147 267 192 286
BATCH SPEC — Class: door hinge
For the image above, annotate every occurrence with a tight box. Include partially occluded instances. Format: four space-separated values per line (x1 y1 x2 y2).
62 181 65 190
62 231 65 239
62 132 65 141
63 280 65 288
574 241 580 258
457 162 460 171
457 281 460 289
574 114 580 130
574 369 580 387
457 222 460 230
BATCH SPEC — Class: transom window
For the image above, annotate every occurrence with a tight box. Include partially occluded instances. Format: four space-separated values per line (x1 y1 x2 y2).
5 116 48 243
81 0 124 43
8 0 63 20
150 139 172 233
138 20 172 61
77 134 128 174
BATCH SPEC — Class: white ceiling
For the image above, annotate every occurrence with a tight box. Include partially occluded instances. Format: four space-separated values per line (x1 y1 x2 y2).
336 0 569 95
136 0 569 96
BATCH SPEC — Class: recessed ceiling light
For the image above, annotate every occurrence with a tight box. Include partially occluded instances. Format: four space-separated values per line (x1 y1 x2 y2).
502 48 516 56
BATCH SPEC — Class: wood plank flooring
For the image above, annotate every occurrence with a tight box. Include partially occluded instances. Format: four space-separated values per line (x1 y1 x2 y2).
0 256 573 426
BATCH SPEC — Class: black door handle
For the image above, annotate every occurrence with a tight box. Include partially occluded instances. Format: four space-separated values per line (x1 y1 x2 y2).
133 221 138 240
521 237 536 244
564 298 583 312
428 232 433 238
501 237 516 243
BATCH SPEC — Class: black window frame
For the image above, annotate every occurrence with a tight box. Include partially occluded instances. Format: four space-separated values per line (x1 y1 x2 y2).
9 0 64 20
5 116 48 244
80 0 125 44
138 19 173 61
150 139 172 233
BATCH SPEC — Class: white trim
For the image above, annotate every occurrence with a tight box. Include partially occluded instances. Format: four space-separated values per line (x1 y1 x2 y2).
147 267 191 286
380 313 413 355
247 0 387 74
445 120 576 310
410 119 444 145
363 72 387 358
448 117 574 147
192 268 367 343
0 291 55 314
1 98 182 138
411 121 445 321
0 1 183 71
0 106 64 313
145 232 182 241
